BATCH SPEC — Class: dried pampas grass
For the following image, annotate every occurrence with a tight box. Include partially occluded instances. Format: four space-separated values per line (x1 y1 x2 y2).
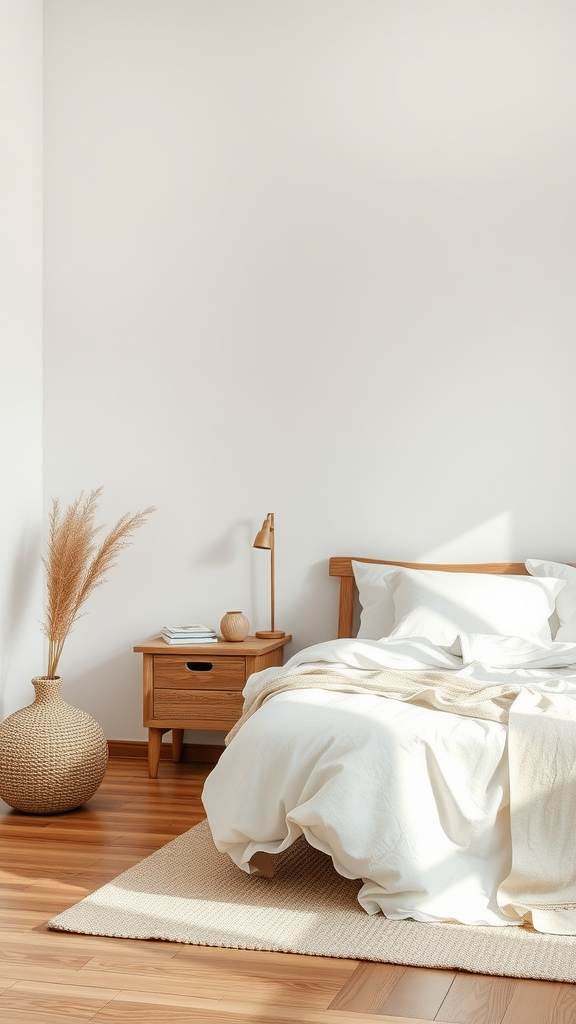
41 488 155 678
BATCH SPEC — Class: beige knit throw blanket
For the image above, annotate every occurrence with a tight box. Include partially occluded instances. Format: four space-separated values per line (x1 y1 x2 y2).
226 666 576 935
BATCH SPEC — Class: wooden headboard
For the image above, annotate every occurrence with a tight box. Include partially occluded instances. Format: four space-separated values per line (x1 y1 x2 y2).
328 556 531 640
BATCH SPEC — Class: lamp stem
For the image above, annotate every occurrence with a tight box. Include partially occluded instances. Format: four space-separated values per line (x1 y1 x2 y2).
270 513 275 633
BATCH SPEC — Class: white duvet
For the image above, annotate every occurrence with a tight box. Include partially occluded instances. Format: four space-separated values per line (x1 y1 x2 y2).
202 635 576 931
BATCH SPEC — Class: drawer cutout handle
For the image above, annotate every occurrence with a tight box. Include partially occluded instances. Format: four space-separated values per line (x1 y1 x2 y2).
185 661 213 672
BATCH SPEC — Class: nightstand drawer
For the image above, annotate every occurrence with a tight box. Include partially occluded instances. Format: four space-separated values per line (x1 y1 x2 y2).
153 655 245 690
153 688 243 723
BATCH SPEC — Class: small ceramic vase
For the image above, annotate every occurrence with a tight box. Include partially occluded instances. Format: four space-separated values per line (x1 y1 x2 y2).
220 611 249 642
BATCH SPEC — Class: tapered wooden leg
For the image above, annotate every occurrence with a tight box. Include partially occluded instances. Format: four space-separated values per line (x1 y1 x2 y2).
172 728 184 762
148 727 164 778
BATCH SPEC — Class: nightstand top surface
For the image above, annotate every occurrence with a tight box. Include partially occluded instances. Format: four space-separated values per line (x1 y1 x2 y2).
134 635 292 655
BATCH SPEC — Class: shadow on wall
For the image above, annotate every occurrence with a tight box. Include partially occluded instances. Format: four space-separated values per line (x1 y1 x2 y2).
193 519 254 569
55 648 143 740
193 518 263 627
285 559 340 653
417 512 513 564
0 526 42 719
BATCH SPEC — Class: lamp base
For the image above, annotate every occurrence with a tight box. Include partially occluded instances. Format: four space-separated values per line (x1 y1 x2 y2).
255 630 286 639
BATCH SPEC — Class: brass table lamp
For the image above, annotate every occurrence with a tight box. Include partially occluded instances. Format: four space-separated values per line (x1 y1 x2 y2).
253 512 285 639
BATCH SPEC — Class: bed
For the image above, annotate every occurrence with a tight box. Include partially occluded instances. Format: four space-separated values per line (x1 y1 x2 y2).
202 555 576 936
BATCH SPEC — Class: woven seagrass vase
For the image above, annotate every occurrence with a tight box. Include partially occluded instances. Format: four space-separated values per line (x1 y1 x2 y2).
0 677 108 814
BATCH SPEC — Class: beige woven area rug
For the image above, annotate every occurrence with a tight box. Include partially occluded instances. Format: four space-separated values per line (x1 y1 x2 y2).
49 819 576 983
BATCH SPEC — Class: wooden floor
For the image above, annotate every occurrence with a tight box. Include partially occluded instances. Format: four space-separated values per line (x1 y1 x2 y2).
1 757 575 1024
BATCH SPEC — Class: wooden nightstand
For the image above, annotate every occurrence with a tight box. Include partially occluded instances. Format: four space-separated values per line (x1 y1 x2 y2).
133 635 292 778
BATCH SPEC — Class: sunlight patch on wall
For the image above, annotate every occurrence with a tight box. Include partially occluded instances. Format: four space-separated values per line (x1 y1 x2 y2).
418 513 513 563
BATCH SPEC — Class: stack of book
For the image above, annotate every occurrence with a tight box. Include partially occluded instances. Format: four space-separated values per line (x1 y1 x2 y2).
160 624 218 645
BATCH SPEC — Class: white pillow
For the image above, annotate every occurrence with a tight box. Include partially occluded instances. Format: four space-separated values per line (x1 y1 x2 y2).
351 561 398 639
386 567 565 646
525 559 576 642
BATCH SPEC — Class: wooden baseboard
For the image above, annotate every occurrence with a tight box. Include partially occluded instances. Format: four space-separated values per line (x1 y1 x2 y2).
107 739 223 764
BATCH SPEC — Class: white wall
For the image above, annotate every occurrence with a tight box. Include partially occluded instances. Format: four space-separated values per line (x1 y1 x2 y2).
0 1 43 719
42 1 576 740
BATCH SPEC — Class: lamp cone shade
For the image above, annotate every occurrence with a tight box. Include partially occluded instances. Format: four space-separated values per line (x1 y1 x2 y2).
253 512 285 639
253 516 272 550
